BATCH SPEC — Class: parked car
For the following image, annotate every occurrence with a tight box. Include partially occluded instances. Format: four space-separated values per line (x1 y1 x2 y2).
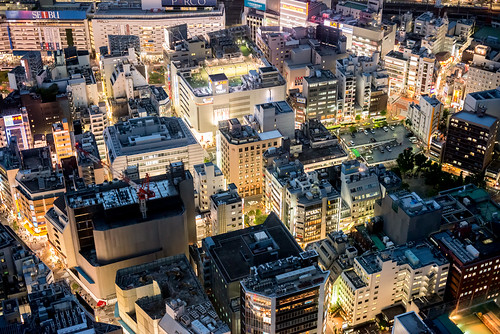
364 130 369 135
351 132 356 138
380 148 385 153
383 126 389 132
390 125 395 131
349 140 355 146
386 145 392 152
370 128 375 134
370 138 377 143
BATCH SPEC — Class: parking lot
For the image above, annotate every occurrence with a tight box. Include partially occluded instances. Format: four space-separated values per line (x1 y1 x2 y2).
339 124 421 165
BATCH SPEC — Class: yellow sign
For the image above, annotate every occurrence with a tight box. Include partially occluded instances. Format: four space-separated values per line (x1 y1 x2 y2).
282 3 306 13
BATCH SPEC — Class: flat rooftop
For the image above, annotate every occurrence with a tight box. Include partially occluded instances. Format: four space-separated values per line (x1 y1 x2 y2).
453 111 498 128
389 191 441 217
204 213 302 283
93 5 224 18
241 253 327 298
395 312 431 333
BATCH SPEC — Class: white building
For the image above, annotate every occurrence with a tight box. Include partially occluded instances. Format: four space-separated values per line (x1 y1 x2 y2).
110 61 149 101
407 95 443 149
279 0 323 30
103 116 203 178
340 160 381 225
414 12 448 54
464 45 500 96
91 5 225 56
172 61 286 143
193 162 225 213
393 311 432 334
336 242 449 326
210 183 243 236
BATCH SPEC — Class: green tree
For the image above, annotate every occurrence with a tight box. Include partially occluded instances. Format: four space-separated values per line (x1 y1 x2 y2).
405 119 412 127
414 153 427 171
349 125 356 133
439 108 450 133
396 149 414 175
255 215 268 225
256 209 262 216
380 109 387 116
355 115 361 121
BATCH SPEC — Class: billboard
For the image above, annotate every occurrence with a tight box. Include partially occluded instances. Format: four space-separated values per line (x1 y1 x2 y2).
5 10 87 20
244 0 266 11
161 0 217 6
4 114 23 127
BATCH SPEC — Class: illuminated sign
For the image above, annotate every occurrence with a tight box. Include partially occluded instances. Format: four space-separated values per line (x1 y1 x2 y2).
214 81 227 94
5 10 87 20
245 0 266 11
161 0 217 6
4 114 23 127
324 20 339 28
282 3 306 14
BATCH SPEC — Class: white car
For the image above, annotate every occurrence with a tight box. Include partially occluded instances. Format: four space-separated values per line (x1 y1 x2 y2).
383 126 389 132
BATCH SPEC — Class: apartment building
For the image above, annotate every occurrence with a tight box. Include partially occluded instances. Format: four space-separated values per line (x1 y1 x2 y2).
193 162 225 213
414 12 449 54
407 95 443 149
464 45 500 96
217 118 282 197
279 0 325 30
0 95 33 151
303 69 339 123
74 132 107 186
210 183 243 235
336 242 449 326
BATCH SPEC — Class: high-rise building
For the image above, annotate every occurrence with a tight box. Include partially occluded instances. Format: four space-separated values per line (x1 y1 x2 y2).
340 160 381 226
464 45 500 96
115 254 229 334
210 183 243 235
108 35 140 56
240 250 328 334
407 95 443 149
45 163 196 301
103 116 203 179
0 143 21 215
336 242 449 326
302 69 339 123
217 118 282 197
279 0 325 30
376 191 442 245
52 119 73 164
192 213 303 333
74 132 107 186
442 111 498 176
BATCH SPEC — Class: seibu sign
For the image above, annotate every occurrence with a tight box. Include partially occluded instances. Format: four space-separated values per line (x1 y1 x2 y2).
5 10 87 20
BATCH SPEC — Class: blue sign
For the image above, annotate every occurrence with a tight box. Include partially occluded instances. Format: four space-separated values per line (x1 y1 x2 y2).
5 10 87 20
161 0 217 6
244 0 266 11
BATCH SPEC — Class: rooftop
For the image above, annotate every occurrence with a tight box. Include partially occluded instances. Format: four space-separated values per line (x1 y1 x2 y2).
356 242 448 275
105 117 198 159
389 191 441 217
395 311 431 333
452 111 498 128
194 162 223 178
241 252 327 298
338 1 368 11
343 269 366 289
203 213 302 283
211 184 241 206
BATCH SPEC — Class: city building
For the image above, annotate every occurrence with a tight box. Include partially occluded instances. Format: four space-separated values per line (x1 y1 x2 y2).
108 34 141 56
14 147 65 236
263 155 341 245
0 143 21 214
302 69 339 123
463 87 500 121
217 118 282 197
442 110 499 176
210 183 243 235
431 224 500 309
115 254 229 334
384 47 436 99
20 51 43 83
103 116 203 179
279 0 325 30
250 101 296 139
407 95 443 149
45 163 196 301
192 213 303 333
21 92 70 138
413 12 449 54
91 4 225 56
171 54 286 143
193 162 225 213
0 93 33 151
376 191 442 245
0 8 92 54
336 242 449 326
8 66 26 90
240 251 328 334
392 311 431 334
74 132 107 186
340 160 381 226
74 104 108 159
464 45 500 96
52 118 73 164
